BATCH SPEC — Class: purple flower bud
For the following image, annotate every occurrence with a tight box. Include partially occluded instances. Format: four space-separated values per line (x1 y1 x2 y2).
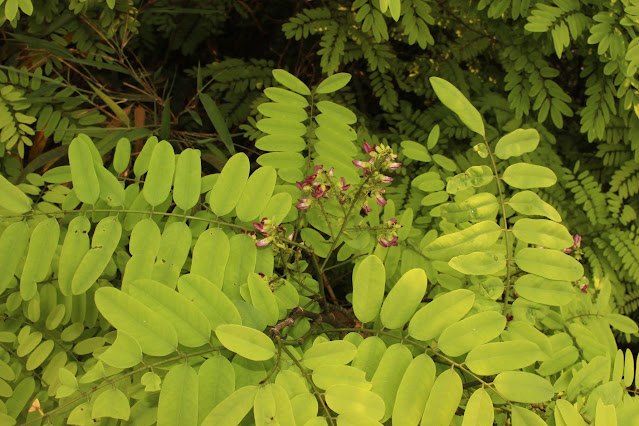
253 221 265 234
363 142 374 154
296 198 311 210
362 202 372 214
573 234 582 248
314 189 324 199
339 177 350 191
296 181 305 191
580 283 588 294
388 162 402 170
314 165 323 173
353 160 368 169
563 248 573 254
328 167 334 176
379 238 391 247
380 175 393 183
388 218 397 225
375 195 387 206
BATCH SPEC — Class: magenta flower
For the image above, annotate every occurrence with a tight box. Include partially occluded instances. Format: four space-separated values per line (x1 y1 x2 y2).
353 160 368 169
580 283 588 294
339 177 350 191
573 234 582 248
363 142 375 154
378 236 399 247
380 174 393 183
387 161 402 171
296 198 312 210
361 202 372 214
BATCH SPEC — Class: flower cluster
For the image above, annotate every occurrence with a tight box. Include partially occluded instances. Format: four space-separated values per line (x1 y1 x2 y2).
377 218 402 247
353 142 401 213
296 165 350 210
253 218 294 249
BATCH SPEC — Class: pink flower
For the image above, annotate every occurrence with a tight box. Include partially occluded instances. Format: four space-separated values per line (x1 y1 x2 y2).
573 234 582 248
380 175 393 183
387 162 402 171
580 283 588 294
363 142 375 154
375 195 387 206
339 177 350 191
353 160 368 169
378 236 398 247
296 198 311 210
361 202 372 214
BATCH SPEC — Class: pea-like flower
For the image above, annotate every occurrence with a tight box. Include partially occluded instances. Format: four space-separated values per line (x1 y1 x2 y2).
377 218 402 247
253 218 294 248
564 234 583 254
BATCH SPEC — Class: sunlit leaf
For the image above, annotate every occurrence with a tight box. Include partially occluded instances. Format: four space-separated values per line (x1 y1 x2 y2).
215 324 275 361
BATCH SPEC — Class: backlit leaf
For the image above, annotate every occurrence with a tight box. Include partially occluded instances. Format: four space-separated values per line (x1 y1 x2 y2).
143 140 175 206
512 219 573 249
312 365 370 390
208 153 250 216
508 191 562 222
157 364 198 426
0 174 31 213
236 166 277 222
178 274 241 330
198 355 235 424
514 274 576 306
95 287 178 356
465 341 543 375
393 354 436 425
423 221 502 260
430 77 485 136
462 388 493 426
173 148 201 210
20 217 59 300
502 163 557 189
494 128 540 160
352 255 386 323
215 324 275 361
438 311 507 357
380 268 427 329
494 371 554 403
316 73 352 94
92 389 130 420
201 386 257 426
68 136 100 204
0 221 29 293
449 252 506 275
408 289 475 341
515 248 584 281
302 340 357 370
511 406 548 425
370 343 413 422
325 384 385 421
421 369 463 426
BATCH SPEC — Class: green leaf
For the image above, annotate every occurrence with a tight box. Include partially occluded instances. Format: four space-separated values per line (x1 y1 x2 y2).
200 93 235 154
58 216 91 296
351 336 387 381
256 135 306 152
173 148 202 210
67 402 92 425
215 324 275 361
514 248 584 281
430 77 485 136
95 287 178 356
494 371 554 403
392 354 436 425
68 136 100 204
325 384 385 421
143 140 175 207
264 87 309 108
42 166 72 183
440 193 499 223
514 274 576 306
0 221 29 293
254 383 295 426
352 255 386 323
198 355 235 424
508 191 562 222
604 314 639 334
236 166 277 222
272 69 311 95
208 153 250 216
190 229 229 288
316 101 357 124
494 128 540 160
389 0 401 21
113 137 131 174
446 165 494 195
380 268 428 329
177 274 242 330
421 369 463 426
511 406 548 426
201 385 257 426
595 400 617 426
462 388 493 426
438 311 507 357
128 279 211 347
20 217 59 301
134 136 158 176
0 174 31 213
5 0 18 20
302 340 357 370
257 102 307 121
408 289 475 341
401 140 431 162
555 399 587 426
72 216 122 295
247 273 279 326
260 192 292 225
98 331 142 368
257 118 307 137
449 252 506 275
512 219 573 249
316 73 352 94
423 221 502 260
94 162 125 206
92 389 130 420
141 371 161 391
370 343 413 422
312 365 370 390
157 364 198 426
89 83 130 127
502 163 557 189
465 341 543 375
